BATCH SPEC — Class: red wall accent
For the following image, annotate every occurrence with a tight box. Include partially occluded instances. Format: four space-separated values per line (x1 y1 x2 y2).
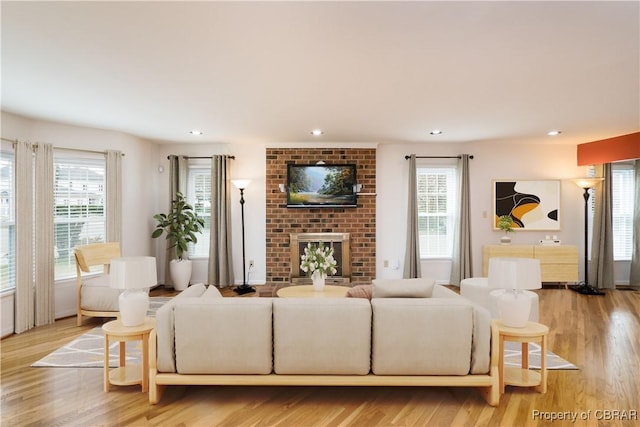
265 148 376 287
577 132 640 165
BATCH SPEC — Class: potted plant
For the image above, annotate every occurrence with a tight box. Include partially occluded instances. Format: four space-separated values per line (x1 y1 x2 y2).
497 214 514 244
152 192 205 290
300 242 338 291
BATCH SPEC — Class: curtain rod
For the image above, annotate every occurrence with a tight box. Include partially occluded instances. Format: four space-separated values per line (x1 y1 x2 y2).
166 155 235 160
1 137 124 156
405 155 474 160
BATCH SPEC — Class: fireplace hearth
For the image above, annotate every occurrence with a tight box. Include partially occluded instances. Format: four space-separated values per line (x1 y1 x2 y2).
290 233 351 285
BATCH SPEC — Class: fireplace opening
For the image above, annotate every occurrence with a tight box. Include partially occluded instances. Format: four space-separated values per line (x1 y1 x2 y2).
290 233 351 285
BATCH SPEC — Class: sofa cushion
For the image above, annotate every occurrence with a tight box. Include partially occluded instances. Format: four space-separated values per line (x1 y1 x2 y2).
371 298 473 375
174 299 273 374
273 298 371 375
372 278 435 298
155 283 208 373
80 274 120 311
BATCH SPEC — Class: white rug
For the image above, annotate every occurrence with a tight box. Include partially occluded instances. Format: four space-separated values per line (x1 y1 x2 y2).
33 296 577 370
32 297 171 368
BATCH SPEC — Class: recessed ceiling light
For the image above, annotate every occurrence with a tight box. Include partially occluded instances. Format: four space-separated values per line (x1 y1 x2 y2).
547 130 562 136
310 129 324 136
429 129 443 135
189 130 203 136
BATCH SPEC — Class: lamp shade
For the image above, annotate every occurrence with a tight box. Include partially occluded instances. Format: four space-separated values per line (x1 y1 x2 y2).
110 257 157 326
110 256 157 290
573 177 603 189
488 257 542 290
232 179 251 190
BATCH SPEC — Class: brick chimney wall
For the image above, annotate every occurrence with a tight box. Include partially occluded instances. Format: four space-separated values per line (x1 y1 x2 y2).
265 148 376 286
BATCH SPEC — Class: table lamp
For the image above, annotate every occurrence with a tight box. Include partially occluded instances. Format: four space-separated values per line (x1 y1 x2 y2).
110 256 157 326
488 257 542 328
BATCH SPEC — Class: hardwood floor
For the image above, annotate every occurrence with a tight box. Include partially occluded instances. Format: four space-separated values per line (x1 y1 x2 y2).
1 286 639 426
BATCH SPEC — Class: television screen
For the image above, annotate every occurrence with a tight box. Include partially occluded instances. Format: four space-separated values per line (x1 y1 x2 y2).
287 164 357 208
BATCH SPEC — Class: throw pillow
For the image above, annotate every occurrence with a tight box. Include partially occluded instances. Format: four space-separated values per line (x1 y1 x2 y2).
372 278 435 298
345 285 373 299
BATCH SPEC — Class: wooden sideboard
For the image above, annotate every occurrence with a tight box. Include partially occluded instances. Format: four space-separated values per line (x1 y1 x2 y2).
482 244 579 284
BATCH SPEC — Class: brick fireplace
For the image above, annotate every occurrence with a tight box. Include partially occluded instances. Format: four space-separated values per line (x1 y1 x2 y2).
265 148 376 286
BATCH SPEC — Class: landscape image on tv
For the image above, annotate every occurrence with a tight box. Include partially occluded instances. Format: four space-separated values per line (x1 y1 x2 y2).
287 164 357 207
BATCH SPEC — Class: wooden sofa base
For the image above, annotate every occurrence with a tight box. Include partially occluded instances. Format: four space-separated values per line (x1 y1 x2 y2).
148 327 500 407
149 369 499 406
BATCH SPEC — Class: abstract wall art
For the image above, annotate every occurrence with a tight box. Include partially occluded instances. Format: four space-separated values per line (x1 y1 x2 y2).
493 180 561 230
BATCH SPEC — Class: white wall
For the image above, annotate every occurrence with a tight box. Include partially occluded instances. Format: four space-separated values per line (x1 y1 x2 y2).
376 141 590 283
1 111 632 336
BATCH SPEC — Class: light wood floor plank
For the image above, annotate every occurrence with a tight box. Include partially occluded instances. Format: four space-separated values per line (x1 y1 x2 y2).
1 286 639 426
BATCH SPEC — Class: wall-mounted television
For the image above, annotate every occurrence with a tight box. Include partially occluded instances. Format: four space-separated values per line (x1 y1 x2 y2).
287 164 357 208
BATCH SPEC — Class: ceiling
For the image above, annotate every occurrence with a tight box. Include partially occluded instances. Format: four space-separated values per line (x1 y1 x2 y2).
2 1 638 146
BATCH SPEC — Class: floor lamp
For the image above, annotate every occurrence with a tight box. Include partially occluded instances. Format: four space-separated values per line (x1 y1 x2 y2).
232 179 256 295
569 177 605 295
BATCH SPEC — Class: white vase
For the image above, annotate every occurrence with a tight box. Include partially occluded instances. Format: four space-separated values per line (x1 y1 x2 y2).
311 270 326 291
169 259 192 291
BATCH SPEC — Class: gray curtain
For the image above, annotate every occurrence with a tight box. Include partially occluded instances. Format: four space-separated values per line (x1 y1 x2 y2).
404 154 421 278
450 154 472 286
590 163 615 289
208 155 235 287
164 155 187 285
106 150 122 244
630 160 640 287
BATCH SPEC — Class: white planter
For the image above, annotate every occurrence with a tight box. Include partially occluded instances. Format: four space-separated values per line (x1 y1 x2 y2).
169 259 192 291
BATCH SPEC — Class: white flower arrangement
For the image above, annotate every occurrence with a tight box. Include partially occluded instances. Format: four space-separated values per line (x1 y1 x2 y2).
300 242 338 279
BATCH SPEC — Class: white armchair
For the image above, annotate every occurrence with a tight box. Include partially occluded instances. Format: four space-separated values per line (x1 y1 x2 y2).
74 242 122 326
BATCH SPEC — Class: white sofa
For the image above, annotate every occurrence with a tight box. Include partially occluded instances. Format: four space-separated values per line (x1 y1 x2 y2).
149 280 500 406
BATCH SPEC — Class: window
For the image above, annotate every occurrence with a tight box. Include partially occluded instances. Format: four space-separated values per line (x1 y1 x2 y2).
0 152 15 291
416 166 458 258
612 164 634 260
54 155 106 279
186 165 211 258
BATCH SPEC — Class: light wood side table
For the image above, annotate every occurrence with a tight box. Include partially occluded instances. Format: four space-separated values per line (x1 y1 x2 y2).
102 318 155 392
492 319 549 394
276 284 349 298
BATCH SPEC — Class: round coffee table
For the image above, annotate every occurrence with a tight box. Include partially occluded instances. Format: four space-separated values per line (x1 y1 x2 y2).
276 285 348 298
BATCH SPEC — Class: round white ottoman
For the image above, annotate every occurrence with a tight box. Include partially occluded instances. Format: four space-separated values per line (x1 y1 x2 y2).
460 277 539 322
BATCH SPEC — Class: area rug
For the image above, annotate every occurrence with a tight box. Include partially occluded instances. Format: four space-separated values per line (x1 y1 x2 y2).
32 297 171 368
33 295 577 370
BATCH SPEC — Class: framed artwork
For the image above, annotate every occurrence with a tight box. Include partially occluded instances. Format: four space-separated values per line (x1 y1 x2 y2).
493 180 561 230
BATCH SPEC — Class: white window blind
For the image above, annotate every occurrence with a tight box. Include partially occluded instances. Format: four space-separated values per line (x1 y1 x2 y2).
416 166 458 259
612 164 634 261
186 166 211 258
0 151 15 291
54 155 106 279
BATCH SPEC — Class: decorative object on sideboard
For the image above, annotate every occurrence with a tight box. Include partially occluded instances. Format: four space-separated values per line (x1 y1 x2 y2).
569 177 605 296
496 215 514 244
232 179 256 295
110 257 157 326
151 192 205 291
488 257 542 328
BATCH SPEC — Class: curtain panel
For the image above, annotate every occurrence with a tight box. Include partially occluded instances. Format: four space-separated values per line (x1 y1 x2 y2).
106 150 122 244
450 154 473 286
590 163 615 289
208 155 235 287
630 160 640 287
403 154 421 278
